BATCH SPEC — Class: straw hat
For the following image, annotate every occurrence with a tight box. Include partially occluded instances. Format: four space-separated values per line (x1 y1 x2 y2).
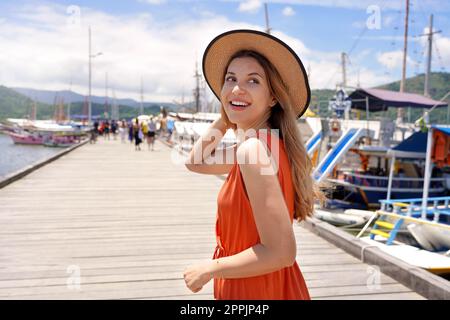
202 29 311 118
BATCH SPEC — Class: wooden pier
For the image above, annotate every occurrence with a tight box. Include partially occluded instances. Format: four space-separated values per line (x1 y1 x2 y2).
0 137 425 299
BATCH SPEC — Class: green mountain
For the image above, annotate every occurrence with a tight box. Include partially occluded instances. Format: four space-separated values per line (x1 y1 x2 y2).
0 85 178 121
1 72 448 122
377 72 450 124
309 89 336 117
378 72 450 100
0 85 53 120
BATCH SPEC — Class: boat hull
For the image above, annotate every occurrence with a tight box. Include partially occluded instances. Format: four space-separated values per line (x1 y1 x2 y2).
329 182 446 208
7 132 43 145
314 209 370 227
361 236 450 274
407 223 450 251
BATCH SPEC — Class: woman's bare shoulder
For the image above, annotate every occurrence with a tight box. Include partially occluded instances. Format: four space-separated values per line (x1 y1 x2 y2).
237 136 281 178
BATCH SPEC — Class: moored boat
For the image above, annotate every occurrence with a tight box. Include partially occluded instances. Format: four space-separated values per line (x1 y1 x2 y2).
7 131 44 145
326 131 449 209
314 208 374 227
43 134 79 148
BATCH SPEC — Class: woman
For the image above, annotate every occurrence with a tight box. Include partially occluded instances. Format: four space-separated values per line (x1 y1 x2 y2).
133 118 142 151
147 116 156 151
119 120 127 143
128 120 134 144
183 30 317 300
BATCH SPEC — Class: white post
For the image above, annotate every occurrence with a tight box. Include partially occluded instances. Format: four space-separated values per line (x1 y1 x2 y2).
365 96 369 131
67 79 72 122
387 156 395 201
422 127 433 219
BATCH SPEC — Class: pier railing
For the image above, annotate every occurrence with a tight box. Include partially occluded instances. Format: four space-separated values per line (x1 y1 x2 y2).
338 171 446 190
379 196 450 223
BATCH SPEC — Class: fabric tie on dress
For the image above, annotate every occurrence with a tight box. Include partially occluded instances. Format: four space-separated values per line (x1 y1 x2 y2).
213 235 225 259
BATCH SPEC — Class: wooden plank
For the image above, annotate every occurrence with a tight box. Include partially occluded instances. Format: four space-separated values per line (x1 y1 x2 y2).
309 283 413 298
0 269 399 290
318 292 426 300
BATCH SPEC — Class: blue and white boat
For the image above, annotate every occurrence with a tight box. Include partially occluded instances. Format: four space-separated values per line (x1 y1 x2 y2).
314 88 450 210
326 131 449 209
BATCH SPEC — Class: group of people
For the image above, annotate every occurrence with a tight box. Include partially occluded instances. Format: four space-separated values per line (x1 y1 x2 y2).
126 117 158 151
90 120 119 143
90 117 160 151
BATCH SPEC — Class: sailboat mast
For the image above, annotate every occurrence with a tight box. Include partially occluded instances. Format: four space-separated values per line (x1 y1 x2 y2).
400 0 409 93
398 0 409 122
105 72 109 119
423 15 441 97
140 76 144 115
357 69 361 88
67 79 72 122
112 88 118 120
194 61 201 113
341 52 347 88
31 98 37 121
53 94 58 122
307 64 311 82
264 3 271 34
424 15 433 97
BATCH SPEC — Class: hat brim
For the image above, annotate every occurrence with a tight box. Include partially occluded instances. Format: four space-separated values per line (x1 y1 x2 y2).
202 29 311 119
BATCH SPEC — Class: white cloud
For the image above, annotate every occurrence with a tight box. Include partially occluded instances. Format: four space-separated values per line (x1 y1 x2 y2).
433 33 450 69
256 0 449 11
282 6 295 16
238 0 262 14
369 28 450 71
418 28 450 69
138 0 167 4
377 51 415 70
0 4 262 102
302 58 396 90
1 2 434 104
348 67 395 88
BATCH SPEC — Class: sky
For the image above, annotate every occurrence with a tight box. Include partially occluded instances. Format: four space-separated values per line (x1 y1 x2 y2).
0 0 449 104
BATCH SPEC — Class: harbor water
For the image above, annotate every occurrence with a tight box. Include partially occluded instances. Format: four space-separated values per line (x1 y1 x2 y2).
0 133 63 179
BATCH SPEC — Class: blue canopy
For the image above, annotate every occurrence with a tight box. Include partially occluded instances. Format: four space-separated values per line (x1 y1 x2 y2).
388 131 427 158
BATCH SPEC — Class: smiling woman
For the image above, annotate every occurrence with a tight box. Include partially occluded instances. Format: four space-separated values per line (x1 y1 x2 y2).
183 29 319 300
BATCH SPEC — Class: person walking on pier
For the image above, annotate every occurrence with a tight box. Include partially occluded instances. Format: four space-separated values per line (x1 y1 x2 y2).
133 118 142 151
103 120 110 140
147 116 156 151
119 120 127 143
128 120 134 144
111 120 118 140
183 29 317 300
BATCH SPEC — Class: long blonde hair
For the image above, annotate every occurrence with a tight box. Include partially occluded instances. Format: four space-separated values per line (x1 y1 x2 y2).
221 50 319 222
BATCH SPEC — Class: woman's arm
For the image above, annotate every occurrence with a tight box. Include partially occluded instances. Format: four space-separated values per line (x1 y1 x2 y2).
184 117 235 175
184 138 297 292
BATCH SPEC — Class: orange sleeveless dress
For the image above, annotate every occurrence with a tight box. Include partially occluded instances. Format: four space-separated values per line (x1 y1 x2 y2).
213 132 311 300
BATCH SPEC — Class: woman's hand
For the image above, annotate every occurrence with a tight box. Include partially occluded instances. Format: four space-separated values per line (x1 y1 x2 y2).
183 263 213 293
